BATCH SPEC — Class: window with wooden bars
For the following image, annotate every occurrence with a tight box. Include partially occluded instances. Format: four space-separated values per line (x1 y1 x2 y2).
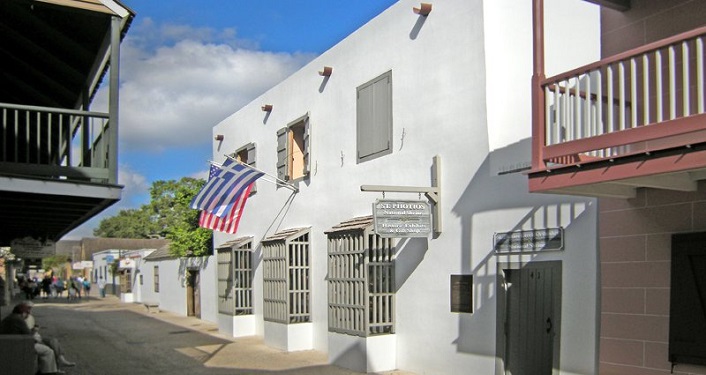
153 266 159 293
262 228 310 324
217 238 254 316
326 217 395 337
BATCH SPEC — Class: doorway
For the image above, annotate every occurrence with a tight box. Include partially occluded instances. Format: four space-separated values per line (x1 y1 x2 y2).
186 270 201 318
497 261 561 375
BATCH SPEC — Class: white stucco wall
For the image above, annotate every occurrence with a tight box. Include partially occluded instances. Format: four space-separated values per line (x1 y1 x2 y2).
152 258 185 315
483 0 600 157
142 256 217 322
188 255 218 324
140 260 159 304
210 0 600 374
91 249 120 290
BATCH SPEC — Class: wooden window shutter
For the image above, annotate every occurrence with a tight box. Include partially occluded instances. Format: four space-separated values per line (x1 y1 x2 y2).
302 117 310 176
357 71 392 162
357 81 375 160
247 143 257 193
670 232 706 366
276 127 289 181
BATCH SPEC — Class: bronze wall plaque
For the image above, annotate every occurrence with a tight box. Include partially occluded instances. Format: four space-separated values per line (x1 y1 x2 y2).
450 274 473 313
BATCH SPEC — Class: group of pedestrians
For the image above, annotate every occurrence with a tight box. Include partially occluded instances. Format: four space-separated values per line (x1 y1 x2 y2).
0 301 76 374
18 274 93 301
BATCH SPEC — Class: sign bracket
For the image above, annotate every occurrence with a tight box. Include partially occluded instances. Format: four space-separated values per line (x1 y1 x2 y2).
361 155 441 237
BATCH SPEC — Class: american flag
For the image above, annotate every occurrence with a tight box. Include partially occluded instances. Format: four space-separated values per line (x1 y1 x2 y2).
199 183 254 234
190 158 264 218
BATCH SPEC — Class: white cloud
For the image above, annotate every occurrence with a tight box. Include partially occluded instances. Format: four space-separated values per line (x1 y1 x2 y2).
96 19 315 153
64 19 315 240
118 165 150 202
189 168 209 180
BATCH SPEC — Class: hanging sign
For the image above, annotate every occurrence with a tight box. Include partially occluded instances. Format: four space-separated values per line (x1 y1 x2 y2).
493 227 564 253
10 237 55 258
373 199 432 238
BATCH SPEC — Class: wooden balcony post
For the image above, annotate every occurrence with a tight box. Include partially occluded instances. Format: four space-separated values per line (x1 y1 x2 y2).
108 15 121 185
532 0 546 171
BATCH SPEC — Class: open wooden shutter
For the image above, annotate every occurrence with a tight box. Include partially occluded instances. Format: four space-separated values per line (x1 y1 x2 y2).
302 117 310 176
246 143 257 193
276 127 288 181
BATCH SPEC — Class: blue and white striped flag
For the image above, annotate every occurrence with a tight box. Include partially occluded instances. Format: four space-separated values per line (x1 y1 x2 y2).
190 158 264 218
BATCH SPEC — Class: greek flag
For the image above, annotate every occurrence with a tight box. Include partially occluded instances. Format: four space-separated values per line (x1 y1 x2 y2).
190 158 264 218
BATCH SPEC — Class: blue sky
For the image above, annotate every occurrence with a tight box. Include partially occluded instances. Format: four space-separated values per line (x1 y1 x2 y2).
65 0 397 239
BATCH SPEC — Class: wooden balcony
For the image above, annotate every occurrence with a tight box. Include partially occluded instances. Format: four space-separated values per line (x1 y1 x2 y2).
529 26 706 198
1 103 115 183
0 0 133 245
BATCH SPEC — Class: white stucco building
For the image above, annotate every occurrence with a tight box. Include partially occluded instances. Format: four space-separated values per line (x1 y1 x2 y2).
210 1 601 374
92 249 121 294
139 246 218 322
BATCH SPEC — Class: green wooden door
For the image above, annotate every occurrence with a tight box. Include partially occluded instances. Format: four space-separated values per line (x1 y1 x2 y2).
503 262 561 375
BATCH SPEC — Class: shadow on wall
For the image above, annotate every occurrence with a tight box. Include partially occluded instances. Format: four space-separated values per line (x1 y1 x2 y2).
409 8 429 40
330 342 366 373
396 237 429 292
178 256 211 287
450 138 595 357
252 192 298 272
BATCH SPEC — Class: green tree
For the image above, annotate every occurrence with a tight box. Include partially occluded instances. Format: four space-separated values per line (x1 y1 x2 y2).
42 254 69 277
94 207 156 238
94 177 212 257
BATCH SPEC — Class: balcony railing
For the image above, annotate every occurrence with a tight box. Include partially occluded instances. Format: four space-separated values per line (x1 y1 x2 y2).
0 103 116 184
536 26 706 170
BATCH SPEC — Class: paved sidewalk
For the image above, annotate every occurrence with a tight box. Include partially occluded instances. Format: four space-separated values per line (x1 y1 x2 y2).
2 296 415 375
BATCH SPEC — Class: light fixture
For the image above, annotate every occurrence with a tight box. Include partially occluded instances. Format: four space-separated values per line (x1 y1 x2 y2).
261 104 273 112
413 3 432 16
319 66 333 77
214 134 224 141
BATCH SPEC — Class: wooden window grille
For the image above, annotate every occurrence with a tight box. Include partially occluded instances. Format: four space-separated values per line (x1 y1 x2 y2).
326 217 395 337
217 237 253 315
262 228 311 324
154 266 159 293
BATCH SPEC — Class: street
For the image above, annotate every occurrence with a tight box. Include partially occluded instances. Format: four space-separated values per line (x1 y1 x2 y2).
5 296 410 375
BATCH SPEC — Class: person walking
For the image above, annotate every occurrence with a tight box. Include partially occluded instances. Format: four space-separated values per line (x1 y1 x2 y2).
98 277 106 298
55 277 65 298
82 278 91 297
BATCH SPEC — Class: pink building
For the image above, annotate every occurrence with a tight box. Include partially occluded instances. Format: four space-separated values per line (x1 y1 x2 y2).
529 1 706 374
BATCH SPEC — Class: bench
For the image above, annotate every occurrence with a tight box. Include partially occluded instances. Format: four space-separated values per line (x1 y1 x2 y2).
143 301 159 313
0 334 38 375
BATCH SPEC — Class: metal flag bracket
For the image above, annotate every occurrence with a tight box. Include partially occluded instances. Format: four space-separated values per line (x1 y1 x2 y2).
360 155 442 237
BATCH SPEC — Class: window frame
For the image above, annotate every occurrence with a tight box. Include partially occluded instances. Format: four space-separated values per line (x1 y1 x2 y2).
277 114 310 182
153 265 159 293
356 70 393 163
231 142 258 194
